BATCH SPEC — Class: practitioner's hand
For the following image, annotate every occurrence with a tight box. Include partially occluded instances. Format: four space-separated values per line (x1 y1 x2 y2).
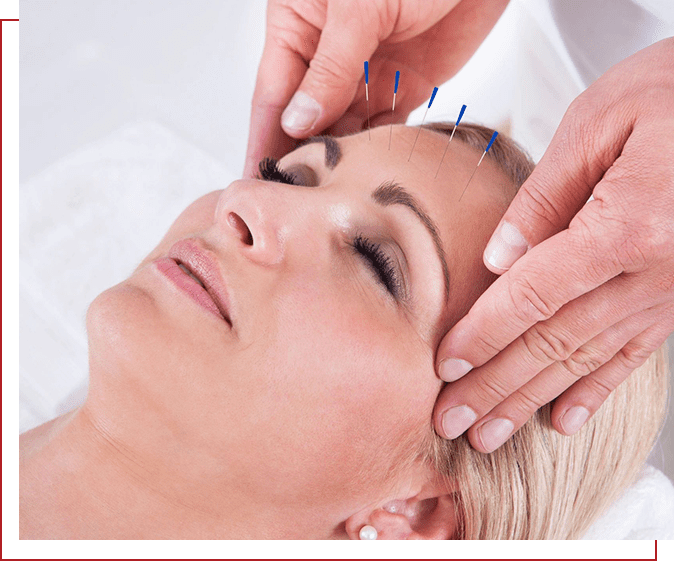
243 0 509 178
433 38 674 452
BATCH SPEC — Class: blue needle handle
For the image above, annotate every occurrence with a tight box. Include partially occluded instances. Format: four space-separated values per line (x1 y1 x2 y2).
485 131 498 153
394 70 400 93
456 104 467 126
428 86 438 108
364 60 368 83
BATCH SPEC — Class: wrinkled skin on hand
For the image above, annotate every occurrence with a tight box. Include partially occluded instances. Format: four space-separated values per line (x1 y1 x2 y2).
434 37 674 453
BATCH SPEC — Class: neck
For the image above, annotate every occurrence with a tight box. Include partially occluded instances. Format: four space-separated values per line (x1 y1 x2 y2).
19 403 339 539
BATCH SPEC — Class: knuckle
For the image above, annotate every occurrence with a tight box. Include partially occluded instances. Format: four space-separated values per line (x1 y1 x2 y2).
561 344 611 379
616 342 653 369
517 184 566 232
251 90 287 113
521 324 575 364
466 330 502 358
508 275 557 326
570 210 630 279
583 374 615 402
308 49 351 87
613 225 654 271
566 94 615 169
581 189 671 274
475 374 512 408
509 387 547 418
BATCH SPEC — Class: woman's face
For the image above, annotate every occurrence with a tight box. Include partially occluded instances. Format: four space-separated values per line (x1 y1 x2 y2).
86 124 513 531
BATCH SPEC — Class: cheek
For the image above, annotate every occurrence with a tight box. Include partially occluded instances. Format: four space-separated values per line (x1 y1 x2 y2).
248 266 440 494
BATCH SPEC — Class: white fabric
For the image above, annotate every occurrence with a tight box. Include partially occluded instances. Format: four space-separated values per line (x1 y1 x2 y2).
550 0 674 87
511 0 674 161
582 465 674 539
19 121 235 432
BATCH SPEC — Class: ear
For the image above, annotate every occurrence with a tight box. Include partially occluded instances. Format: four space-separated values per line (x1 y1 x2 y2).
344 476 458 540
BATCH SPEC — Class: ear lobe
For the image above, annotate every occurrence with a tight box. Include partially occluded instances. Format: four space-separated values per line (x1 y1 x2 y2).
344 505 416 540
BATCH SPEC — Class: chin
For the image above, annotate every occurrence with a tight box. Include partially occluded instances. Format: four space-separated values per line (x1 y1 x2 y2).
86 279 167 377
85 269 236 394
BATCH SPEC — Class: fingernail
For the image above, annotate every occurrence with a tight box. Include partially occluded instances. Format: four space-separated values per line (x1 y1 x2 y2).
478 418 514 452
438 358 473 382
485 221 529 271
281 91 321 133
560 406 590 435
441 405 477 439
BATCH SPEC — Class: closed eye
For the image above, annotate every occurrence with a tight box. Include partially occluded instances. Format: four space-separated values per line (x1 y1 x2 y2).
257 157 299 185
257 157 404 301
352 234 402 299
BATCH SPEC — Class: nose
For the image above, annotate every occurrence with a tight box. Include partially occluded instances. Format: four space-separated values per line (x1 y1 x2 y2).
226 211 254 246
214 180 300 266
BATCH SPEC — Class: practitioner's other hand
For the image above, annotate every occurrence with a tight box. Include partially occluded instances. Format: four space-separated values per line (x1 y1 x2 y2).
434 38 674 452
243 0 509 178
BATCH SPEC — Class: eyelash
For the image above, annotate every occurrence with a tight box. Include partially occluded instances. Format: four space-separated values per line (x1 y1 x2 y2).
352 235 401 298
257 157 299 185
257 158 401 300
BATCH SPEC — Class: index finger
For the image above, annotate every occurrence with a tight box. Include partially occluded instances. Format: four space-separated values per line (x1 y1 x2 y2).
243 29 318 178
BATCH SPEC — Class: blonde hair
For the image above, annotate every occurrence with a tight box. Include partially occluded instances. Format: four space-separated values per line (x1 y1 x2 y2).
422 122 670 539
422 122 535 189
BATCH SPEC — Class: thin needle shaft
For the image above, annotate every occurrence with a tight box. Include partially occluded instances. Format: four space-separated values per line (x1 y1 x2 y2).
458 131 498 201
408 108 428 161
435 104 467 178
389 70 400 150
408 86 438 162
458 156 482 201
364 61 370 140
366 84 371 140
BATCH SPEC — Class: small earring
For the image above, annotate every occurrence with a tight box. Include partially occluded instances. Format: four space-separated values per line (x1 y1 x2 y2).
359 525 378 540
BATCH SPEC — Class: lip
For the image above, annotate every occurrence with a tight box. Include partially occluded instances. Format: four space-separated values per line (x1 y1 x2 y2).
154 238 233 326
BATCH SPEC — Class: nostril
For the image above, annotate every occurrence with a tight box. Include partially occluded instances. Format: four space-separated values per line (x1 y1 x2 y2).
227 212 253 245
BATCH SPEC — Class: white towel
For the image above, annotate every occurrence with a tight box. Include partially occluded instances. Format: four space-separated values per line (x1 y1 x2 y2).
20 120 235 432
582 465 674 539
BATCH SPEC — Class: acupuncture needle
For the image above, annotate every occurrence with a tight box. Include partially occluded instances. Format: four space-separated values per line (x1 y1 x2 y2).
458 131 498 201
408 86 438 162
434 104 467 179
364 61 371 140
388 70 400 150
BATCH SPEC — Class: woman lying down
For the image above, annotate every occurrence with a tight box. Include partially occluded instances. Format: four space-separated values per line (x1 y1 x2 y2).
19 123 668 539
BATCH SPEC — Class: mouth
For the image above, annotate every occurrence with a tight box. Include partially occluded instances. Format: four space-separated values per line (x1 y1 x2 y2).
177 262 206 288
158 239 234 327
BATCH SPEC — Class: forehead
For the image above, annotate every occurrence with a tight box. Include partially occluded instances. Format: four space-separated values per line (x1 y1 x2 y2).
345 125 513 318
337 124 510 208
336 124 512 249
282 124 514 327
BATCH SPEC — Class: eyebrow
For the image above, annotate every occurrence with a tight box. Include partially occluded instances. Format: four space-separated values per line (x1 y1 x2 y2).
372 181 450 302
298 135 449 301
298 135 342 169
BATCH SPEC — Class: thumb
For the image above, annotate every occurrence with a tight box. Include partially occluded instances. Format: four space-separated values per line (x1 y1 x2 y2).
281 3 379 138
483 96 632 274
